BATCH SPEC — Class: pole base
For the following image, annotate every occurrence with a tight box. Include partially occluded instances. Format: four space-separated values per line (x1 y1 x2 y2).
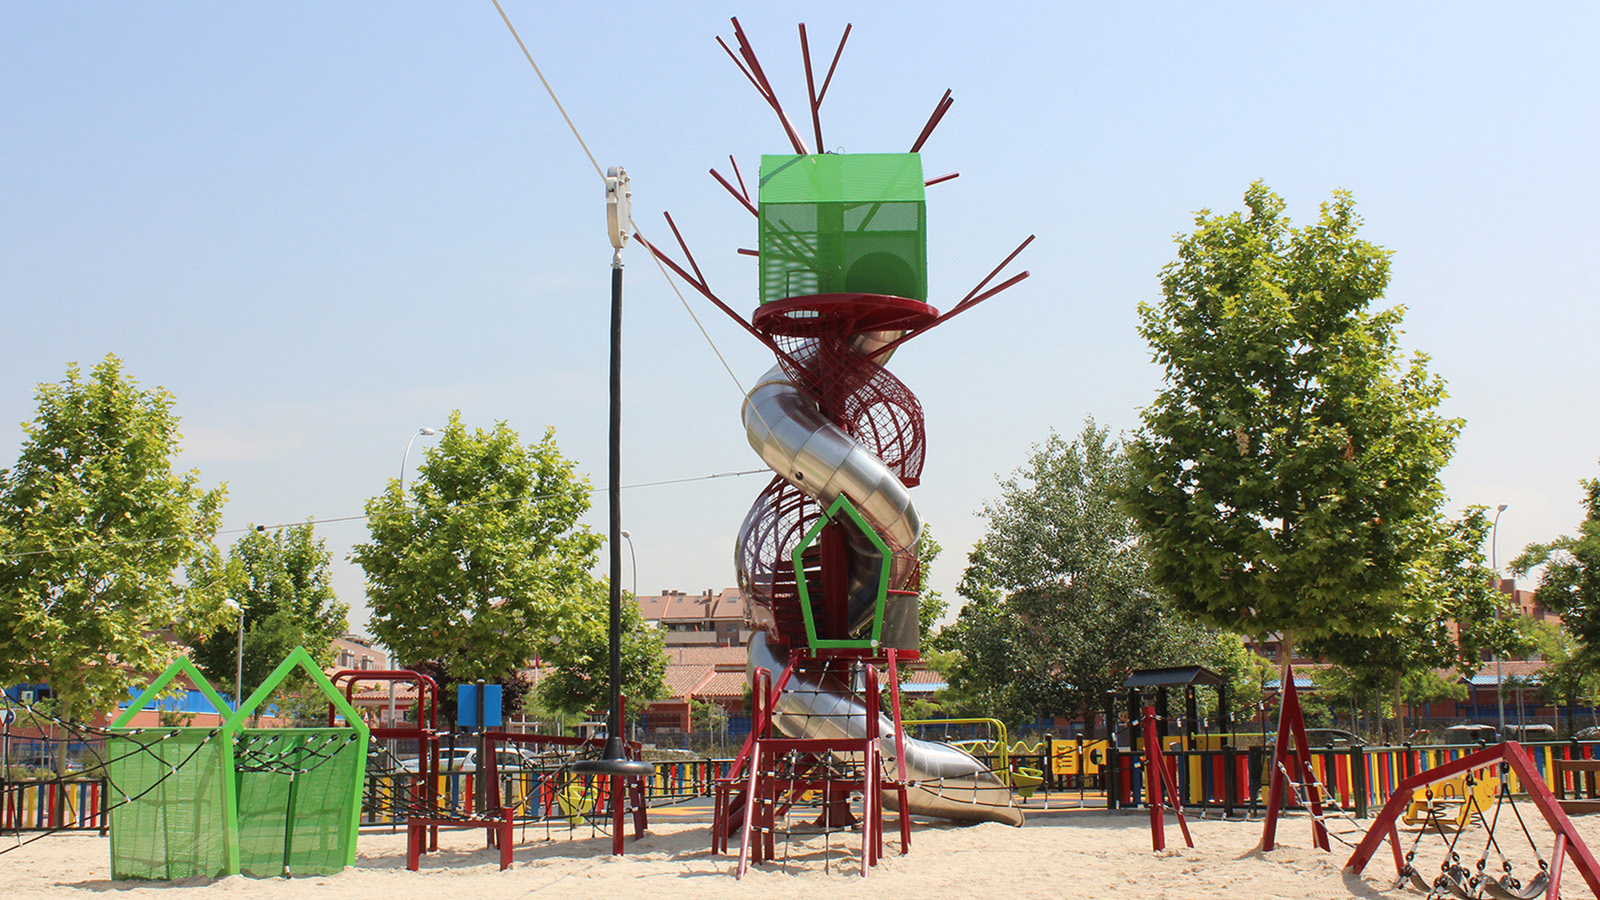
571 737 654 778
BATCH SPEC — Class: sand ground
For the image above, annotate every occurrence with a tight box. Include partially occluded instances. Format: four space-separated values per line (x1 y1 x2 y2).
4 807 1597 900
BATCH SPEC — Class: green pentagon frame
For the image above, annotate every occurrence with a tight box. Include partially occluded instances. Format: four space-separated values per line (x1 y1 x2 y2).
791 494 892 650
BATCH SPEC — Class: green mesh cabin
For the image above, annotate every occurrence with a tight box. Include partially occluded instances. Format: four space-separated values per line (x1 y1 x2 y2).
106 649 368 880
758 153 927 304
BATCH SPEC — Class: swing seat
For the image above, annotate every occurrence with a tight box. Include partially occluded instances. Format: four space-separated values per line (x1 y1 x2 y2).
1479 870 1549 900
1403 773 1498 829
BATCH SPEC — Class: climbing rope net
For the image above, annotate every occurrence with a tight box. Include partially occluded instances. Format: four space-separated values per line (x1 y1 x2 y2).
0 697 215 855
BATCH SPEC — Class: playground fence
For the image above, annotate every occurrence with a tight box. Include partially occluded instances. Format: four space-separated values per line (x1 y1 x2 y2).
0 777 110 832
19 741 1600 834
1101 738 1600 817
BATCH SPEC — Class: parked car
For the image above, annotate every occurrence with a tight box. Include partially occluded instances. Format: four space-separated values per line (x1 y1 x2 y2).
399 747 544 773
1504 724 1556 742
1303 728 1364 749
1443 724 1500 745
1574 726 1600 741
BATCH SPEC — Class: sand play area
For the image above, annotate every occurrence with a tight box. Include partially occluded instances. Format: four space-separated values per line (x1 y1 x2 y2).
6 807 1600 900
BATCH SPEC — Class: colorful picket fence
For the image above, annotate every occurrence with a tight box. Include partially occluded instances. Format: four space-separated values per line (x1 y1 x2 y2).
0 779 108 832
1109 739 1600 816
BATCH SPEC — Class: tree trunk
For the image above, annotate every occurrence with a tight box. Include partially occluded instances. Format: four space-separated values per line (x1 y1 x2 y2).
1278 632 1294 695
1393 675 1405 746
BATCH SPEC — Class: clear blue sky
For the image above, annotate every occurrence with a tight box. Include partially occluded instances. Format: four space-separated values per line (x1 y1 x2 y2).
3 4 1597 641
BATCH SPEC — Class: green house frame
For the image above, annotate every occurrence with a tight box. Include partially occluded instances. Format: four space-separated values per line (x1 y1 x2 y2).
107 648 369 880
109 656 241 879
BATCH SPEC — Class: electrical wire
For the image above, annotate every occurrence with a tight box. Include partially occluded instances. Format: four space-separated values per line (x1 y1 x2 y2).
486 1 766 420
0 468 767 563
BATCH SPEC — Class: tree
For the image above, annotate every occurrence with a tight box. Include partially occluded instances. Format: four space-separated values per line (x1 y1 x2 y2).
915 525 947 651
352 413 664 713
187 523 348 702
943 420 1250 728
1511 465 1600 668
530 576 667 718
1126 183 1461 666
1523 621 1600 736
1302 507 1518 739
0 356 229 725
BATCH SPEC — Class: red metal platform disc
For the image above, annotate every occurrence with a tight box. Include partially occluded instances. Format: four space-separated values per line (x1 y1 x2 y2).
751 293 940 339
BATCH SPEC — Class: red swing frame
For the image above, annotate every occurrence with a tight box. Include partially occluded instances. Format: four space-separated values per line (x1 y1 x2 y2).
1346 741 1600 898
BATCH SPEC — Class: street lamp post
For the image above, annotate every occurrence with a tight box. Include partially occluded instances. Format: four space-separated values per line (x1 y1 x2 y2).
400 427 439 496
1492 503 1509 738
573 166 652 784
226 598 245 708
620 530 638 601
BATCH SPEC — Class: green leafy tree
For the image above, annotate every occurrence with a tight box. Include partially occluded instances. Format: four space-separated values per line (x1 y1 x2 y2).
1511 466 1600 667
531 577 667 717
0 356 228 724
1524 620 1600 736
689 697 730 734
1126 183 1461 668
1303 507 1516 739
944 420 1250 729
187 523 348 703
916 525 947 651
353 413 665 715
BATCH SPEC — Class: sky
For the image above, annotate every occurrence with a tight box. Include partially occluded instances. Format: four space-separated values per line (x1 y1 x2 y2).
3 4 1597 645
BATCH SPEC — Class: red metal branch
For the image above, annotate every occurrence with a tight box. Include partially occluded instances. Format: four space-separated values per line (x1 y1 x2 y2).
800 24 824 154
634 231 773 351
924 172 959 187
957 234 1035 309
728 17 811 155
737 248 759 257
710 168 759 217
909 90 954 153
716 35 764 97
867 269 1030 361
817 24 850 106
729 155 750 204
662 211 705 287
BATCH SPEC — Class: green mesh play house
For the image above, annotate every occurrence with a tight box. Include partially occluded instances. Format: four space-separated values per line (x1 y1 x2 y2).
226 646 369 877
108 657 240 880
107 648 368 880
758 153 927 304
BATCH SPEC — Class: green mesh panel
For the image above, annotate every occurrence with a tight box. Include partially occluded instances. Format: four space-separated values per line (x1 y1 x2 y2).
233 729 362 877
758 154 927 304
106 730 232 880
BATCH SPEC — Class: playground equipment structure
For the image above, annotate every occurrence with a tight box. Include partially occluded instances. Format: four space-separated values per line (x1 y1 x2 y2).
105 648 368 880
1347 741 1600 900
324 669 648 870
642 18 1032 873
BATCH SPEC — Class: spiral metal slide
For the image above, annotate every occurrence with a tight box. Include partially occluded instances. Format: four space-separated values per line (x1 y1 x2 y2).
740 360 1025 827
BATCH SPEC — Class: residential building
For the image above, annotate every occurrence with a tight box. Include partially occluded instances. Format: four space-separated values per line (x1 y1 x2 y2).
633 587 751 647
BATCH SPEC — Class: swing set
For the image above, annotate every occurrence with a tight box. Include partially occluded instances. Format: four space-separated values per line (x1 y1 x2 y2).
1347 741 1600 899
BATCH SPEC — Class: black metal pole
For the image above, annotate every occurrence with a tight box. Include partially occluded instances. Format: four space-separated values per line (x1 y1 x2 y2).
574 250 650 779
604 259 626 758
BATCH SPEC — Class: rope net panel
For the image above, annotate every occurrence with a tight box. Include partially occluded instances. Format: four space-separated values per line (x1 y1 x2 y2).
233 729 362 877
105 729 231 880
